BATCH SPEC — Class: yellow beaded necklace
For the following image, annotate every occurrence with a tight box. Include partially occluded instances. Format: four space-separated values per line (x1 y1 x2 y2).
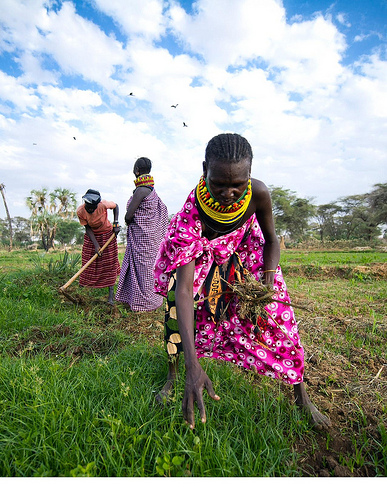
134 174 154 188
196 175 252 224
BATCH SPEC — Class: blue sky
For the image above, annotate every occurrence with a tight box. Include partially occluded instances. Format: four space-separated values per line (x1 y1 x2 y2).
0 0 386 223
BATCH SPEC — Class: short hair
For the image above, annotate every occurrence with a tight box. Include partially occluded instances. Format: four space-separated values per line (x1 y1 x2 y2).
205 133 253 164
134 157 152 174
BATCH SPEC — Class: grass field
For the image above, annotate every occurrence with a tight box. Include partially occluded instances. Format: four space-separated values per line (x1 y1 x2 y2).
0 247 386 477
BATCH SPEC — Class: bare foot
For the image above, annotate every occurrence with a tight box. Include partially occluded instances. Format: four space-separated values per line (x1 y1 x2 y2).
155 359 179 406
155 379 175 406
302 400 331 430
294 382 331 430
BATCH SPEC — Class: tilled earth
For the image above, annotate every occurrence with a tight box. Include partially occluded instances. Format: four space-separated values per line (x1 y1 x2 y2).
283 264 387 477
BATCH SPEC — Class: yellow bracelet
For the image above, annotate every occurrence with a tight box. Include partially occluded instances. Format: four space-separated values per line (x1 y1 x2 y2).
263 269 276 273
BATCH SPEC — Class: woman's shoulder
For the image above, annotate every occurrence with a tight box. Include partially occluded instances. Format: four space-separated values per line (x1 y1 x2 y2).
251 177 269 193
77 204 85 215
250 178 272 213
101 200 116 210
133 186 153 201
251 178 271 200
135 186 153 194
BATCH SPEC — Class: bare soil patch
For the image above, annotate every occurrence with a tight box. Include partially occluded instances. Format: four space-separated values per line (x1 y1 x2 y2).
289 299 386 476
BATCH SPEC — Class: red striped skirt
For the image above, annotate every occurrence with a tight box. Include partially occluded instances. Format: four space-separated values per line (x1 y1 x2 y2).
79 231 120 288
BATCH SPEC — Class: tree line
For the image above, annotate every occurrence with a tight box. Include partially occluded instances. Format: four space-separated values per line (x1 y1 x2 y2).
0 183 386 251
271 182 387 245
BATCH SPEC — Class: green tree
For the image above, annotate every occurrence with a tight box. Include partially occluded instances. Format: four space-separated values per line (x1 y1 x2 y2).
56 219 84 246
0 183 13 251
12 217 33 247
314 203 341 242
366 182 387 225
1 217 33 248
0 218 8 246
26 188 78 251
51 188 77 218
269 186 293 237
269 186 315 242
336 194 381 242
286 197 316 242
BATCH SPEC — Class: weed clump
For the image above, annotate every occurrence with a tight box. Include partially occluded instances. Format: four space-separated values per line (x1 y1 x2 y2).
216 271 311 324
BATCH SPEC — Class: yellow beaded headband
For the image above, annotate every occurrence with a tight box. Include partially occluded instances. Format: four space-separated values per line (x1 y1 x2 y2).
196 175 252 224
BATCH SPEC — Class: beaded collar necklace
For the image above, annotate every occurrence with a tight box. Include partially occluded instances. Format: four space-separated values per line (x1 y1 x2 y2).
134 174 154 188
196 175 252 225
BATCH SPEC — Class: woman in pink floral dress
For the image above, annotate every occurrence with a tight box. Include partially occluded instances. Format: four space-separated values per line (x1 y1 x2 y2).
154 133 330 431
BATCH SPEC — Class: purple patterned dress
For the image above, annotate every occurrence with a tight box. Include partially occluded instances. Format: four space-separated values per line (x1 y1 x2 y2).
154 189 304 384
116 189 168 311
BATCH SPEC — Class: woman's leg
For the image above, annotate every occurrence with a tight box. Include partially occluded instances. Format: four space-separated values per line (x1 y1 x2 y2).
293 382 331 429
108 285 114 304
155 272 184 404
155 355 180 404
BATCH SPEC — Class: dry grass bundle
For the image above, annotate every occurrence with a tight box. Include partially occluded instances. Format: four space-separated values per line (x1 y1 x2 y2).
198 269 312 327
225 272 276 321
220 271 311 324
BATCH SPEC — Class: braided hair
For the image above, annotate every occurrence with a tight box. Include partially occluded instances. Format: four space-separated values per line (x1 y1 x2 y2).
134 157 152 174
205 133 253 164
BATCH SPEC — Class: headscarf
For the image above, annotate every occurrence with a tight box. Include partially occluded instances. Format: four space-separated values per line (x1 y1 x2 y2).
82 189 101 206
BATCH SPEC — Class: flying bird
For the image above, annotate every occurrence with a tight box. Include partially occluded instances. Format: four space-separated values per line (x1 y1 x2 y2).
73 137 76 140
127 92 134 96
183 122 188 127
171 104 178 108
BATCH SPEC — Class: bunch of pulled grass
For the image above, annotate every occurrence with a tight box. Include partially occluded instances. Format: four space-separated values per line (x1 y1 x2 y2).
220 271 311 326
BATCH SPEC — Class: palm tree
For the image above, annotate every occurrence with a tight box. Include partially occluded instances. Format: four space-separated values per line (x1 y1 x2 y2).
0 183 13 251
26 187 77 251
26 188 49 216
52 188 77 218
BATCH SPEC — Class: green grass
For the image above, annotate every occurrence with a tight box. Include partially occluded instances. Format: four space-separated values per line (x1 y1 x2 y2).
0 248 386 477
0 350 308 477
280 249 387 267
0 250 310 477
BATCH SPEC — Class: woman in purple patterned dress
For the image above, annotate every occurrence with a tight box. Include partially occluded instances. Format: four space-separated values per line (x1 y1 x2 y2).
154 133 330 430
116 157 168 311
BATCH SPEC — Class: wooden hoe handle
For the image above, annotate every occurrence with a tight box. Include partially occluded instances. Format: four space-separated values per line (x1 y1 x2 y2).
59 233 116 291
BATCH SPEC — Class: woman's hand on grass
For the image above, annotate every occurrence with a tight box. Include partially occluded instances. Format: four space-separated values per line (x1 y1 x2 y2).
182 362 220 429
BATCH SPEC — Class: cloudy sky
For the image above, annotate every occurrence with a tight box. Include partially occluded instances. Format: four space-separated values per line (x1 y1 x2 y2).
0 0 386 223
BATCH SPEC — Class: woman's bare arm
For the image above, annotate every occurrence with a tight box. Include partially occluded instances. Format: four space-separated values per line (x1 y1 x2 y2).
124 187 151 224
251 179 280 286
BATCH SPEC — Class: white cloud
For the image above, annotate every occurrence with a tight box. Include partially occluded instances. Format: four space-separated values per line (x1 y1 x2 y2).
0 71 40 110
0 0 386 223
336 12 351 28
0 1 126 91
169 0 286 67
93 0 167 40
41 3 125 87
270 16 347 92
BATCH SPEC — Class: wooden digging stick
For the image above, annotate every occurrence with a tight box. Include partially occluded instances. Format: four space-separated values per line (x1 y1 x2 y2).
59 233 116 292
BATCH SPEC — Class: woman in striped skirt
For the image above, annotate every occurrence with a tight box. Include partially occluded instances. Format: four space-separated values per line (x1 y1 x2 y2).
77 189 121 304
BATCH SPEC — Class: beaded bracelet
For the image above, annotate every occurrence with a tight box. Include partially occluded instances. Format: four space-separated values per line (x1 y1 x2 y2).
112 221 119 228
263 269 276 273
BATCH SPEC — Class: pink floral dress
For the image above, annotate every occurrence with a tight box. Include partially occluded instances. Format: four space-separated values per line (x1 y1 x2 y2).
154 189 304 384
